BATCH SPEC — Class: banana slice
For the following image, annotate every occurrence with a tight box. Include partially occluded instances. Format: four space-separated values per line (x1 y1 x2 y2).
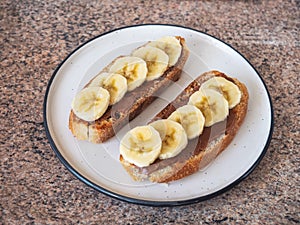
120 125 162 167
149 119 188 160
188 89 229 127
109 56 147 91
88 72 109 87
88 72 127 105
132 46 169 81
200 77 241 109
102 73 127 105
71 87 110 121
147 36 182 66
168 105 205 139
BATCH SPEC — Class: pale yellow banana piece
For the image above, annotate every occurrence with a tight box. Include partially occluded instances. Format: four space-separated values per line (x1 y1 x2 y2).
132 46 169 81
71 87 110 121
88 72 109 87
168 105 205 139
200 77 241 109
120 125 162 167
149 119 188 160
188 89 229 127
109 56 147 91
102 73 127 105
147 36 182 66
88 72 127 105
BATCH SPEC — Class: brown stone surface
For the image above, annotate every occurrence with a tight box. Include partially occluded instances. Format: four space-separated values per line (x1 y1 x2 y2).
1 0 299 224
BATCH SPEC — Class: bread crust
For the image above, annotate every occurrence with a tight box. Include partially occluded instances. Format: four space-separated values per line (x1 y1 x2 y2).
69 37 190 143
120 70 249 183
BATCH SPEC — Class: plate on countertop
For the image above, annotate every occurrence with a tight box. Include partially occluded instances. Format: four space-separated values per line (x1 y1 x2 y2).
43 24 273 206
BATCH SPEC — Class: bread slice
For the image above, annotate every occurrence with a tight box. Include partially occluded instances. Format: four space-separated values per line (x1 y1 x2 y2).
120 70 249 183
69 36 189 143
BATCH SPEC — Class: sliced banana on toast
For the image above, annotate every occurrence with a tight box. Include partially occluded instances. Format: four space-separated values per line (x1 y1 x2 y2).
71 87 110 121
109 56 147 91
132 46 169 81
188 89 229 127
168 105 205 139
71 36 184 124
120 125 162 167
88 72 109 87
147 36 182 66
88 72 127 105
149 119 188 160
200 76 241 109
119 72 247 182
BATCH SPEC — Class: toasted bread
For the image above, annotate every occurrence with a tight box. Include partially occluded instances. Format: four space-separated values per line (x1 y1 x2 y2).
69 36 189 143
120 70 249 183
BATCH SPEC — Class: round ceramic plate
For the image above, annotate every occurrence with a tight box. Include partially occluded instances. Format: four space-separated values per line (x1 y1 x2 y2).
44 24 273 206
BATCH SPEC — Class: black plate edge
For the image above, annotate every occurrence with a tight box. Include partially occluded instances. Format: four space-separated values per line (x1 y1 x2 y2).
43 23 274 207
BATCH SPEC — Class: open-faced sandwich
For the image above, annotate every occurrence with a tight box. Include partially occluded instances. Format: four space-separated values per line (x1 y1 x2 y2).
119 70 249 183
69 36 189 143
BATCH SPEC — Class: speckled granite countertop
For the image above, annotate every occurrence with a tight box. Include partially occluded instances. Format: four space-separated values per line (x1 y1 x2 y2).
1 0 299 224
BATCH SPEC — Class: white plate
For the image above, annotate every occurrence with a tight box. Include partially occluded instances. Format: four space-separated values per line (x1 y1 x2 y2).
44 24 273 206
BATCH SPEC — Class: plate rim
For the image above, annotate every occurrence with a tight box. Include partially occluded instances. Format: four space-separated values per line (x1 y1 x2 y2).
43 23 274 207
